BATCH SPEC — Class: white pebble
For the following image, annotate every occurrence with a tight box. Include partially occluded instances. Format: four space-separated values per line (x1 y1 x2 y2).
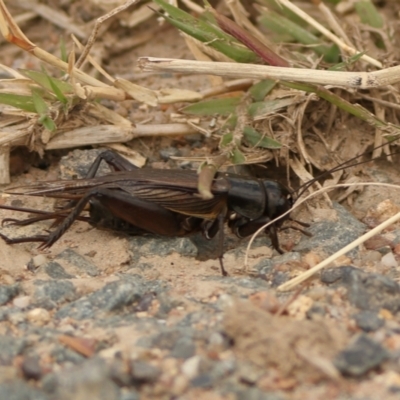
181 356 201 379
13 296 31 308
27 308 51 325
381 252 398 268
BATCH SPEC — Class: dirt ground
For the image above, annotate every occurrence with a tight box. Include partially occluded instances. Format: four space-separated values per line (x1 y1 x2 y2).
1 1 400 400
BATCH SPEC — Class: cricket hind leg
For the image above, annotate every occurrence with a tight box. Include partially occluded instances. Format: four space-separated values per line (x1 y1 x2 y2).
60 150 139 211
0 205 89 228
0 188 190 249
84 150 139 178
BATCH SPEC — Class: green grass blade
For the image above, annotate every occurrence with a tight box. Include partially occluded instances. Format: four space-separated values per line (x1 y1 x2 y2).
153 0 258 63
19 69 73 94
355 0 383 28
32 87 49 115
243 126 282 149
0 93 36 112
249 98 301 118
249 80 276 101
39 115 57 131
181 96 242 116
328 51 366 71
282 81 400 133
230 148 246 164
259 11 331 56
60 37 67 63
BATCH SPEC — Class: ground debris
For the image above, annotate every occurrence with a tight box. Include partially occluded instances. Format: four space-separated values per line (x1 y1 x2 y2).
223 300 348 383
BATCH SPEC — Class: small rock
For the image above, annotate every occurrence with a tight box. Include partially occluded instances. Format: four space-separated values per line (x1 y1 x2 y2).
354 310 385 332
190 374 212 388
13 295 31 309
295 203 366 256
181 356 201 379
56 278 145 320
0 336 27 364
130 360 161 384
170 336 196 359
44 262 75 279
321 266 400 313
0 381 49 400
0 284 19 305
42 357 119 400
55 249 99 277
27 308 51 326
21 356 43 380
34 280 76 309
29 254 47 269
334 334 389 376
381 252 398 268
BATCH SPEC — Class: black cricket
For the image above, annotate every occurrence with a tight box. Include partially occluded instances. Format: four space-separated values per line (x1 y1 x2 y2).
0 150 301 275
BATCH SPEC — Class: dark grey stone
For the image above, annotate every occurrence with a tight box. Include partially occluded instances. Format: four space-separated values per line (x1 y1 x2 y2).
354 311 385 332
51 345 86 365
271 271 289 287
170 336 196 359
345 267 400 313
320 266 400 313
44 262 75 279
60 149 111 180
0 284 19 305
334 334 389 376
33 280 76 309
130 360 161 383
191 374 213 388
209 359 236 381
306 303 326 319
235 387 286 400
0 381 49 400
0 335 27 364
55 278 145 320
254 252 302 274
320 266 351 284
148 329 181 350
295 203 366 256
118 390 140 400
21 355 42 380
129 236 197 262
42 358 119 400
55 249 99 277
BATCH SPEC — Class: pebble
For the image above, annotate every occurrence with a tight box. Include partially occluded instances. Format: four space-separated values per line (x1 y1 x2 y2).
381 252 398 268
44 262 75 279
170 336 196 359
181 356 201 379
321 266 400 313
0 284 19 305
0 381 49 400
13 295 31 309
30 254 48 268
130 360 161 383
354 310 385 332
27 308 51 326
334 334 389 376
55 249 99 277
295 203 366 256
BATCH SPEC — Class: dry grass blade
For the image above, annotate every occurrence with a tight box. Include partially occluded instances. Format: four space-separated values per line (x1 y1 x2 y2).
138 57 400 88
74 0 141 69
278 210 400 292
